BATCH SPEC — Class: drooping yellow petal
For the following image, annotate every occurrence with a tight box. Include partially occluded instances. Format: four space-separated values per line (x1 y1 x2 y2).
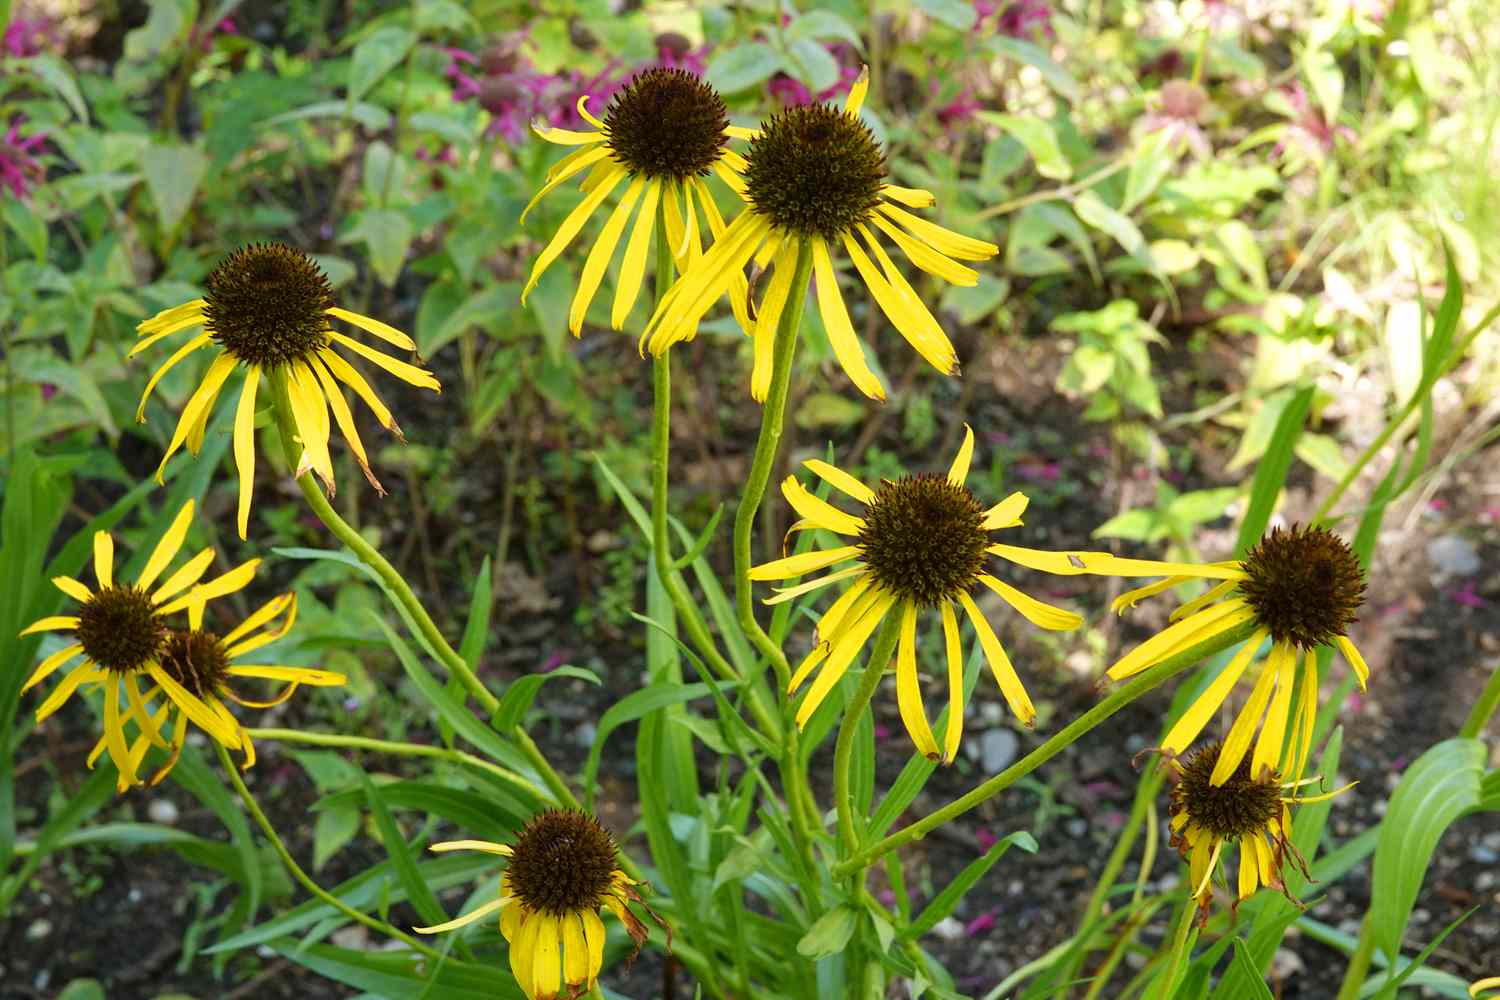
93 531 114 589
843 229 957 373
22 643 83 692
956 591 1035 726
978 575 1082 631
130 312 209 357
895 602 939 759
148 663 241 747
611 179 662 330
570 173 647 333
691 177 753 334
947 425 975 485
414 895 509 934
308 354 380 492
428 840 515 856
319 347 398 431
325 332 441 391
288 361 336 491
645 214 769 354
103 681 136 787
231 366 261 539
559 911 590 989
795 591 897 728
940 601 965 763
1211 654 1281 786
135 500 196 591
1250 643 1299 781
749 545 861 580
20 615 80 637
813 575 876 644
327 306 416 351
764 565 866 606
879 203 998 261
782 476 864 535
531 121 605 146
228 665 346 685
151 547 215 605
36 664 102 721
845 66 870 116
153 351 238 482
123 670 166 748
982 493 1029 530
581 908 607 981
869 213 980 286
1168 579 1240 623
812 238 884 400
1285 654 1319 787
803 459 875 505
521 145 613 224
135 332 213 421
532 912 563 999
880 185 935 207
522 163 628 303
1237 836 1260 899
136 298 206 335
1105 600 1255 681
509 909 542 996
1160 631 1265 754
1335 635 1368 690
1111 576 1194 615
750 241 799 400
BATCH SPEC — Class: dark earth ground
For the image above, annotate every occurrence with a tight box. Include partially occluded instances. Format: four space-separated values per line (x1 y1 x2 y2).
3 318 1498 1000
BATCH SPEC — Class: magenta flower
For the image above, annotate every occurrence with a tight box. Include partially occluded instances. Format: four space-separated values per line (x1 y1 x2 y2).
994 0 1054 40
767 41 861 107
656 33 709 74
1 121 46 199
3 15 53 58
1137 79 1213 160
936 87 984 128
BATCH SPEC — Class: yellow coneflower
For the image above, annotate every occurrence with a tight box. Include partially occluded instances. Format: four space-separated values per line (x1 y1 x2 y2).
749 426 1084 761
416 810 652 1000
641 68 999 401
1165 741 1351 923
18 500 260 790
94 589 345 784
521 68 753 338
132 243 441 539
1089 525 1368 788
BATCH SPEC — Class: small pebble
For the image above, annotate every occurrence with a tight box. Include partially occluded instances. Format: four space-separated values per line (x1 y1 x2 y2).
24 919 51 942
978 729 1019 772
1065 818 1088 838
1470 844 1499 865
147 799 179 825
574 722 597 748
931 917 965 941
1271 948 1305 979
1427 535 1480 578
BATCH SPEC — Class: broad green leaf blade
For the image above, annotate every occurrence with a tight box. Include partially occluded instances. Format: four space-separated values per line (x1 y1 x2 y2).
582 680 739 797
269 941 521 998
492 666 602 734
976 113 1071 180
1236 385 1313 556
360 775 447 927
140 142 208 233
347 26 416 103
798 905 858 959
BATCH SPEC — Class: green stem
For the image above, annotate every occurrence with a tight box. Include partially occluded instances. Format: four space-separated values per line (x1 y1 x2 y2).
732 240 815 692
830 619 1258 877
267 371 498 715
1151 896 1197 999
1335 915 1379 1000
834 616 902 859
1460 661 1500 739
246 727 540 796
215 742 444 960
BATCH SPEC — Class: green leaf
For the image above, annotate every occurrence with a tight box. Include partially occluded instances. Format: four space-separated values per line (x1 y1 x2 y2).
1370 738 1489 959
491 665 602 733
903 831 1038 939
706 43 783 94
985 37 1080 102
27 55 88 121
55 981 106 1000
797 906 858 959
785 11 864 50
916 0 977 30
123 0 193 62
1123 130 1175 213
976 113 1071 180
360 775 447 927
1370 906 1479 1000
3 199 48 260
268 941 521 999
341 209 412 287
316 780 536 837
1216 220 1267 291
459 557 492 672
1229 939 1275 999
785 38 840 92
1072 190 1149 260
1235 386 1312 556
582 681 736 801
140 142 208 233
313 806 360 871
347 26 416 103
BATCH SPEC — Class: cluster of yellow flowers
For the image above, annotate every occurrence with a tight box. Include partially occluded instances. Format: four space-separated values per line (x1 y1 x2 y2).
18 66 1375 999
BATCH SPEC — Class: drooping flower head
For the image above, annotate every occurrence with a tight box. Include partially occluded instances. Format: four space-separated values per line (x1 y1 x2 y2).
1166 741 1351 923
1093 524 1368 788
132 243 441 538
19 501 260 790
750 426 1084 760
417 810 656 1000
642 71 998 401
520 68 752 339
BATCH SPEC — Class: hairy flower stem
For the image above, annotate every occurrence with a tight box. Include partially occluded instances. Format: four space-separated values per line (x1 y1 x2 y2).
834 616 903 859
733 240 815 691
266 373 583 818
215 742 445 960
830 619 1259 878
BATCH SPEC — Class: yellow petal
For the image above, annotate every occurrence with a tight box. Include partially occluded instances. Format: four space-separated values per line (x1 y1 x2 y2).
1160 631 1265 754
611 180 661 330
19 615 80 637
521 145 611 223
1168 579 1240 623
134 332 213 421
940 601 965 763
22 643 83 692
575 94 604 130
325 332 441 392
1105 600 1255 681
562 912 590 989
327 306 415 351
309 354 379 493
803 459 875 505
844 228 958 373
136 500 196 591
158 557 261 615
749 545 860 580
570 174 646 335
869 213 979 286
948 425 975 485
124 670 166 748
531 121 605 145
319 347 397 430
232 366 261 540
795 591 896 727
845 66 870 116
104 681 138 787
1335 635 1368 690
750 242 799 401
93 531 114 589
151 547 215 604
153 351 238 482
764 565 865 606
781 475 864 535
986 543 1113 576
879 203 998 261
1211 653 1281 785
982 492 1029 530
581 909 606 982
1111 576 1193 615
130 311 209 357
428 840 514 856
287 361 336 491
148 663 241 747
645 214 768 354
690 178 753 334
956 591 1035 726
522 163 627 302
223 592 296 654
812 238 885 400
51 575 93 603
978 574 1082 630
814 575 875 645
36 663 101 721
228 665 346 685
136 298 206 335
533 911 564 998
895 602 939 759
1250 643 1298 781
881 185 935 207
414 895 508 934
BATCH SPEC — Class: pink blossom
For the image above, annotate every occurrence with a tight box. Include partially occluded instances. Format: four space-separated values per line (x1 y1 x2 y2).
1137 79 1213 160
3 16 54 58
656 33 709 75
1 121 46 199
767 43 861 107
40 383 57 401
1448 581 1487 609
936 87 984 128
540 649 573 672
874 722 893 742
877 889 897 907
1014 462 1061 483
965 910 998 935
990 0 1054 40
975 828 999 851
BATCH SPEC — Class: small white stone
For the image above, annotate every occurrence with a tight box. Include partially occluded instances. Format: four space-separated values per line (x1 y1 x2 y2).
24 919 51 942
1427 535 1480 578
1270 948 1305 979
147 798 180 825
930 917 965 941
979 729 1019 772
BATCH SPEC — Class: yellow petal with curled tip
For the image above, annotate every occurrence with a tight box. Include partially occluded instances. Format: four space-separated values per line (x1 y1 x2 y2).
570 174 646 335
319 348 396 430
148 663 240 747
522 163 627 303
948 425 975 485
869 213 979 286
326 333 440 391
1160 631 1264 754
520 145 610 223
135 332 213 421
812 239 885 400
136 500 196 591
881 185 935 207
1335 635 1368 690
20 616 79 637
327 306 415 351
845 66 870 116
957 591 1034 726
428 839 514 855
611 180 661 330
895 602 939 759
158 557 260 615
414 895 509 934
232 366 261 540
749 545 860 580
879 203 998 261
1105 600 1254 681
978 575 1082 631
22 643 83 692
130 311 208 356
795 591 895 728
982 492 1029 530
136 298 206 334
309 354 379 492
940 602 965 763
153 351 238 482
782 476 864 535
531 121 604 145
1210 652 1280 786
93 531 114 589
843 230 957 373
1112 576 1192 615
223 592 294 645
51 575 93 603
228 665 346 685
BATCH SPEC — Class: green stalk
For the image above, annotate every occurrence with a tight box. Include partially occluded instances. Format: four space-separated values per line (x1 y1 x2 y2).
834 615 902 858
246 727 541 796
830 619 1258 877
215 742 444 960
732 241 815 691
1150 897 1197 1000
1335 917 1379 1000
1460 661 1500 739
